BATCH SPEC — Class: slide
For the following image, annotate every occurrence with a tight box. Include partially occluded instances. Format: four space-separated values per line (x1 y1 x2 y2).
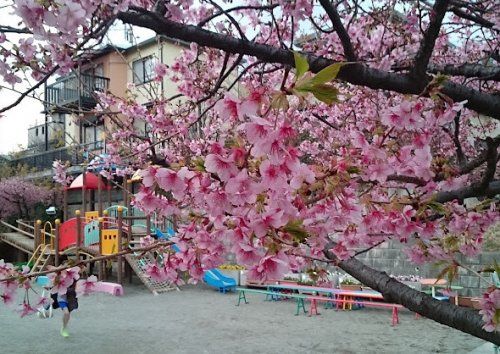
203 269 237 293
155 229 236 293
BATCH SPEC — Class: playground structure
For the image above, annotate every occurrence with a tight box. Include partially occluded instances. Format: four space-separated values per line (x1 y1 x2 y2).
0 171 237 294
1 206 177 294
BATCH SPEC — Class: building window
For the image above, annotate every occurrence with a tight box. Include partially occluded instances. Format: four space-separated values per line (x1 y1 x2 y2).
132 56 154 84
35 128 38 136
41 126 45 135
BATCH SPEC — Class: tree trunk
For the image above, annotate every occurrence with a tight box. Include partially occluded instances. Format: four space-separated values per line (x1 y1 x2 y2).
333 255 500 344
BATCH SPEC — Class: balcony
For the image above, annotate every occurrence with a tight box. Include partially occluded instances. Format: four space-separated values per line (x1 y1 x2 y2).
9 141 104 171
44 74 109 112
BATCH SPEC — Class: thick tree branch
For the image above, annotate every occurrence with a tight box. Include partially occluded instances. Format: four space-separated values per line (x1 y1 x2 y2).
449 5 496 29
318 0 357 60
459 136 500 175
328 253 500 344
117 10 500 119
479 137 499 190
428 63 500 81
392 62 500 81
412 0 450 77
433 180 500 203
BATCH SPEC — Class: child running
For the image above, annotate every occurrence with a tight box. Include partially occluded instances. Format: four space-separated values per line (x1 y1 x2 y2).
51 280 78 337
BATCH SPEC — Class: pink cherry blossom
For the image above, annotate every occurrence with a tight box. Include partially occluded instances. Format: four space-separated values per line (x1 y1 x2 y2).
247 252 290 282
259 160 288 190
17 302 37 318
204 154 237 181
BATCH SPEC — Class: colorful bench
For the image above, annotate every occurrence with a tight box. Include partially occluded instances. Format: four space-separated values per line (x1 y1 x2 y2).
236 287 405 325
236 287 309 315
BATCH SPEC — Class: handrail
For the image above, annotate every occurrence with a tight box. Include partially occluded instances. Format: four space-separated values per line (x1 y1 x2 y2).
27 244 43 265
122 216 150 221
43 221 55 250
0 220 35 238
17 219 54 238
17 220 35 231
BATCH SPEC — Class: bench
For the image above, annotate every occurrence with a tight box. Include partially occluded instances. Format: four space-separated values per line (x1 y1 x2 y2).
95 281 124 296
236 287 405 325
236 287 309 315
306 295 404 325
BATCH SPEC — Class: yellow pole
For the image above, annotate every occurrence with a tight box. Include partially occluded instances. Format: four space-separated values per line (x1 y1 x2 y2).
98 217 104 280
117 206 123 285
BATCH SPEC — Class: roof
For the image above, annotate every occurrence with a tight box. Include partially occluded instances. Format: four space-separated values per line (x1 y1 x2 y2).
123 35 189 54
66 172 111 190
79 44 127 62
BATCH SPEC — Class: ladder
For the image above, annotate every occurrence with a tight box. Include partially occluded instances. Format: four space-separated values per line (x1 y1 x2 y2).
124 252 176 295
29 244 53 274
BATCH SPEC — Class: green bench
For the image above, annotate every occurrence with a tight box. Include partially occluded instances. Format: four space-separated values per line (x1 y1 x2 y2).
236 287 309 315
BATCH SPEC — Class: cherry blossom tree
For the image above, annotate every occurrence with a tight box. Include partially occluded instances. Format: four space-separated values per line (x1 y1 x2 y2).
0 177 52 220
0 0 499 344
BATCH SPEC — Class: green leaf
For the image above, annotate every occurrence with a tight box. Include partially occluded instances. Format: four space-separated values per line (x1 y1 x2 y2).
293 52 309 79
283 219 308 242
270 91 289 110
311 84 340 105
311 62 345 85
192 157 206 172
427 201 447 215
435 262 458 284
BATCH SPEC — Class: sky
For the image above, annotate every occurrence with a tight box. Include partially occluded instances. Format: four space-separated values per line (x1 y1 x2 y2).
0 86 44 154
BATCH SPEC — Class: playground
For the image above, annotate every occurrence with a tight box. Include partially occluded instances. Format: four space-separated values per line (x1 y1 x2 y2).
0 283 487 354
0 171 497 353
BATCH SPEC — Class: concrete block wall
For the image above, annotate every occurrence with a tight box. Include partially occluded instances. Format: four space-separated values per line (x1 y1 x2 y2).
355 241 499 297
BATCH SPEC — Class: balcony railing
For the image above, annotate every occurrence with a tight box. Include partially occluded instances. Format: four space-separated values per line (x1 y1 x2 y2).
10 141 104 171
44 74 109 112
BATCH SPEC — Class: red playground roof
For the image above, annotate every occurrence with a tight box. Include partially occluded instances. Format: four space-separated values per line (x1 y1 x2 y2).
67 172 111 190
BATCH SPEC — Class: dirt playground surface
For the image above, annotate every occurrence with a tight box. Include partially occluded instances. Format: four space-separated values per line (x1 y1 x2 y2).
0 282 487 354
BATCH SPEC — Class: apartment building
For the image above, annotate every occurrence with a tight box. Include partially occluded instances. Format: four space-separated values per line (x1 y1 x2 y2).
9 35 186 173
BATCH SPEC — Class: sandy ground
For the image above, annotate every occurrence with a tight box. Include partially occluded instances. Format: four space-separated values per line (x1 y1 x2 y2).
0 282 489 354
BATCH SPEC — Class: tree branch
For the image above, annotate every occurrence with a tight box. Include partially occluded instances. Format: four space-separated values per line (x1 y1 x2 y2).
117 9 500 119
433 180 500 204
449 5 496 29
328 253 500 344
458 136 500 175
428 63 500 81
198 4 278 27
392 62 500 81
412 0 450 77
479 137 498 190
0 67 58 114
318 0 357 60
0 25 31 34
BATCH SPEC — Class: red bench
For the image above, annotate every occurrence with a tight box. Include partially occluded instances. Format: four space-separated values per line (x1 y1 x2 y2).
306 295 403 326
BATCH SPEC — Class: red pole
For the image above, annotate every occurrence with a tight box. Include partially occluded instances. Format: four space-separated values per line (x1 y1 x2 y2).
75 210 81 261
54 219 60 266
